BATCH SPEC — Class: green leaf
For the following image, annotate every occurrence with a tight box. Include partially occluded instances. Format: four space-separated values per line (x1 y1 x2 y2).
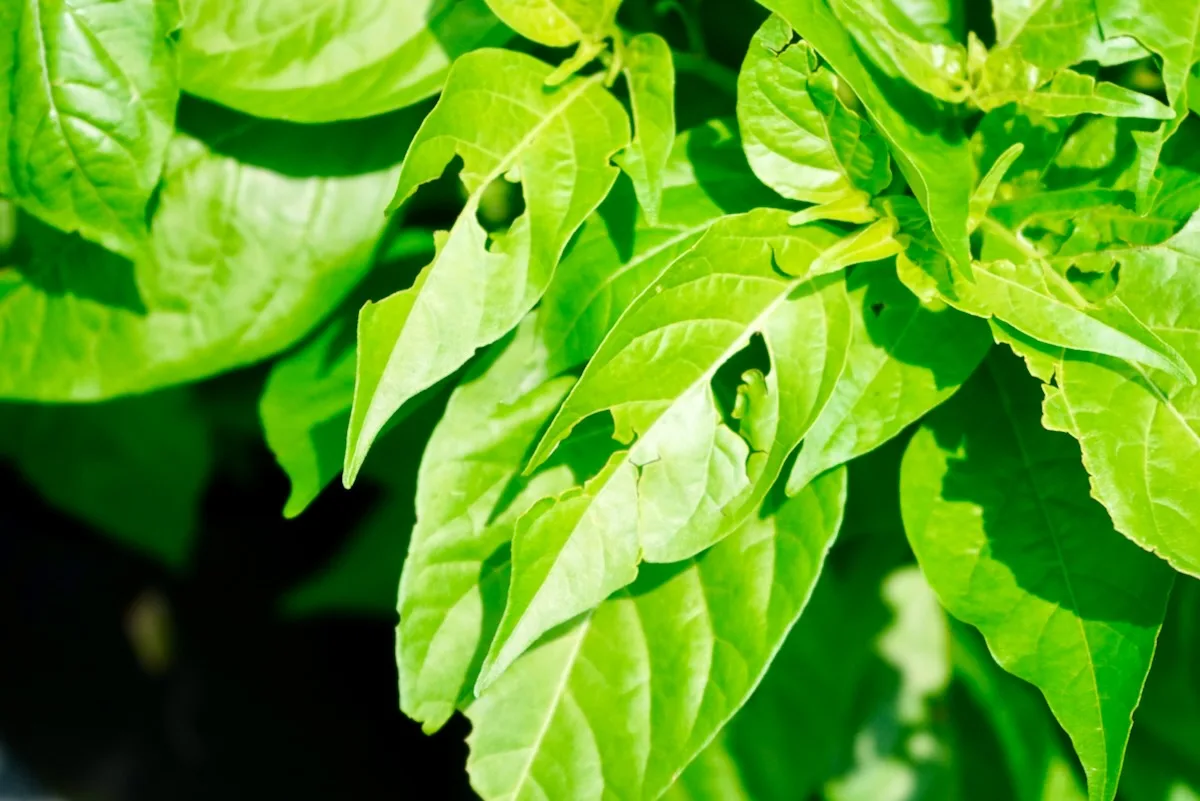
969 143 1024 233
179 0 505 123
901 348 1173 801
465 466 848 801
830 0 970 103
616 33 676 224
538 119 780 376
260 313 359 519
0 104 419 401
483 211 866 689
736 16 891 218
344 49 630 486
971 51 1173 119
259 234 437 518
1041 213 1200 578
397 316 578 732
660 733 752 801
1121 580 1200 796
676 442 949 801
785 261 991 494
963 257 1191 379
0 389 212 568
991 0 1144 72
484 0 620 46
1096 0 1200 207
7 0 180 258
759 0 974 268
894 202 1195 382
952 621 1088 801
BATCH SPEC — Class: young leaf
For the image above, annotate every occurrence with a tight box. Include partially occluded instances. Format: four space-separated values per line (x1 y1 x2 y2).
901 348 1174 801
0 105 419 402
956 257 1191 379
6 0 180 258
538 120 780 375
484 0 620 47
969 143 1024 234
759 0 974 268
972 53 1173 120
1042 213 1200 578
397 317 577 732
179 0 505 122
737 16 891 221
465 467 848 801
785 261 991 494
895 202 1194 381
481 212 865 688
616 33 677 224
0 389 212 569
344 49 630 486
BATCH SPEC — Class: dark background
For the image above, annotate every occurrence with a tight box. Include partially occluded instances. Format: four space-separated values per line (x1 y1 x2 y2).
0 409 476 801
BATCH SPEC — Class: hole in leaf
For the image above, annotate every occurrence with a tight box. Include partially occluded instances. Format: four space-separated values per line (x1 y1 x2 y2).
712 333 771 433
870 302 886 317
1065 260 1121 303
402 155 468 229
475 174 526 248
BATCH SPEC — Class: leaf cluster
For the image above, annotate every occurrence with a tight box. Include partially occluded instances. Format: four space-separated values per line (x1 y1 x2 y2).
4 0 1200 799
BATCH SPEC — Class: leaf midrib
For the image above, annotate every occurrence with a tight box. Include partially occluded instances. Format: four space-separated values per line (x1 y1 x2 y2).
988 359 1108 796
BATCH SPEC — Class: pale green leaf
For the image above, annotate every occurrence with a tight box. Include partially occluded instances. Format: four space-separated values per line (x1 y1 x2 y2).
964 257 1191 379
537 119 780 376
759 0 974 268
259 233 437 518
785 261 991 495
969 143 1023 234
901 348 1173 801
465 467 848 801
971 49 1172 119
0 104 418 401
1041 213 1200 577
808 216 902 275
992 0 1146 71
894 201 1194 381
830 0 970 103
616 33 676 224
679 448 954 801
482 212 865 689
484 0 620 47
397 316 578 732
179 0 505 122
7 0 180 257
737 15 891 212
344 49 630 486
0 389 211 568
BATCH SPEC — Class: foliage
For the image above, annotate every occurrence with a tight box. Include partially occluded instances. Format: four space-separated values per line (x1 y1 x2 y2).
4 0 1200 798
